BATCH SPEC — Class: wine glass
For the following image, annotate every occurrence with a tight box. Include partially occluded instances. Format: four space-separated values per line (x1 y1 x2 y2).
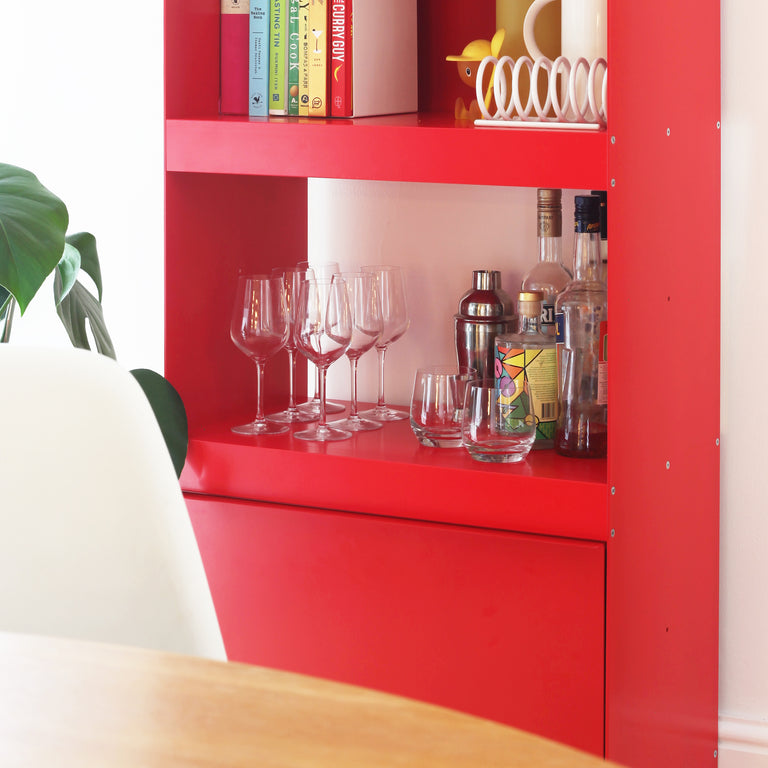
267 267 318 424
294 276 353 442
330 272 383 432
296 260 345 415
230 275 290 435
359 265 410 422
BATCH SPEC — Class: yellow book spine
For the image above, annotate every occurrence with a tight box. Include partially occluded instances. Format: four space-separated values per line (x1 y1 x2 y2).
307 0 327 116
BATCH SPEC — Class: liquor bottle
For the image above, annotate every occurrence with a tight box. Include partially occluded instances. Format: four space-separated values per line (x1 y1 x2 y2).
554 195 608 458
591 189 608 282
521 188 572 337
495 291 558 448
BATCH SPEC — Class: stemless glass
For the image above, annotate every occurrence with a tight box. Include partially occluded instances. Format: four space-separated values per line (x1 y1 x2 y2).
330 272 383 432
296 260 346 416
294 276 353 442
360 265 410 422
230 275 290 435
267 267 317 424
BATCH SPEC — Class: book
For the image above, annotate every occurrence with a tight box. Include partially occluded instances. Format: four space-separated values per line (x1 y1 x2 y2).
307 0 327 117
269 0 288 115
329 0 351 117
350 0 417 117
298 1 310 115
287 0 301 115
248 1 269 116
220 0 250 115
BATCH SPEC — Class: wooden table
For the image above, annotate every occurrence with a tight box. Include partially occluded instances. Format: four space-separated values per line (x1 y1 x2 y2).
0 631 623 767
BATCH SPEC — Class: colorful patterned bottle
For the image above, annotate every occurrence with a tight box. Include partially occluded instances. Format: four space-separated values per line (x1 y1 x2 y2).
521 188 571 337
495 291 559 448
554 195 608 458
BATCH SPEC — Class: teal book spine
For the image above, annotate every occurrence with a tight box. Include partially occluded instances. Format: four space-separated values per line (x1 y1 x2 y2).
269 0 287 114
249 1 269 116
287 0 300 115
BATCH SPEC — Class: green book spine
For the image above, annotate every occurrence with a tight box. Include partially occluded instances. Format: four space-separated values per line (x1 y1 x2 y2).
269 0 287 114
287 0 300 115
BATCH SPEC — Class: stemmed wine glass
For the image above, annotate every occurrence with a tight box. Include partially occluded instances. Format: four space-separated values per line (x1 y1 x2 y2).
230 274 290 435
296 260 345 415
359 265 410 422
294 276 353 442
267 266 318 424
330 272 383 432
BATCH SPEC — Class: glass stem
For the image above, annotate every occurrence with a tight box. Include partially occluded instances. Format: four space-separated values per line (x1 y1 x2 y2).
313 364 321 401
349 356 360 418
376 346 388 408
255 359 266 423
318 365 328 429
287 349 297 410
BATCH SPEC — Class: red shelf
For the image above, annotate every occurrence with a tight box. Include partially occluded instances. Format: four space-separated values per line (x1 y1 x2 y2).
181 410 608 543
165 113 609 189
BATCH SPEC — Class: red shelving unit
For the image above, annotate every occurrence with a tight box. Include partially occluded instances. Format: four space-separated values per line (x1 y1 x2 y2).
164 1 720 765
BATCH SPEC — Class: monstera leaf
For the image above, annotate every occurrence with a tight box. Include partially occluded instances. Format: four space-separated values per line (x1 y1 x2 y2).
0 163 68 314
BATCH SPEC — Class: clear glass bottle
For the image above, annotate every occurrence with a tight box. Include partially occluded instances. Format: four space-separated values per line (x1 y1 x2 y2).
521 188 572 337
495 290 558 448
554 195 608 459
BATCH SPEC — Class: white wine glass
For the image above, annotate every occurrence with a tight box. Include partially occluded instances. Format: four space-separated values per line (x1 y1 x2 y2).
330 272 383 432
294 276 353 442
296 260 346 416
267 267 317 424
230 275 290 435
360 264 410 422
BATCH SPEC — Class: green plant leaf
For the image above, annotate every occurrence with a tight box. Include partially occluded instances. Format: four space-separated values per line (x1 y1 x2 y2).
130 368 189 478
65 231 102 301
54 272 116 360
55 243 81 304
0 163 68 314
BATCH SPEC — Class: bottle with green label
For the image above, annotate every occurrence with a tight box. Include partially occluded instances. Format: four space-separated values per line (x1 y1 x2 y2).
494 291 558 448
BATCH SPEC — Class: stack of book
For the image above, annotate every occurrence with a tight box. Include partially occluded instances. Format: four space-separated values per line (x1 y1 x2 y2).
220 0 417 118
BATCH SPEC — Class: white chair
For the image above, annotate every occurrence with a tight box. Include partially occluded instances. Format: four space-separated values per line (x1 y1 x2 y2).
0 345 226 660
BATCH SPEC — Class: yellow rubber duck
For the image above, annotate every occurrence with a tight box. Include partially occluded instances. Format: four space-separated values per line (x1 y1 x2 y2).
446 29 506 120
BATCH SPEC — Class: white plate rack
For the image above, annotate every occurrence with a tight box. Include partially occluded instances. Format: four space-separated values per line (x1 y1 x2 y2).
473 55 608 130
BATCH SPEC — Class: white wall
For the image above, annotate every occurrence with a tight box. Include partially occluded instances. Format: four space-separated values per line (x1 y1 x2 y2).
2 1 765 764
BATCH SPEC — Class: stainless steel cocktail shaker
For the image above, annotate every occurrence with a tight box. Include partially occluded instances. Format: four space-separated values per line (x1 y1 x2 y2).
454 270 515 381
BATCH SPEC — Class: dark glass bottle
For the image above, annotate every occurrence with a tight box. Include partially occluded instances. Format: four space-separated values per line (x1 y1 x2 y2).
554 195 608 458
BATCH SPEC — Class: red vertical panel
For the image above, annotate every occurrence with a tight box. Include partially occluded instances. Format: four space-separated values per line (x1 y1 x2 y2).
165 0 219 118
606 1 720 765
165 172 309 429
187 494 606 756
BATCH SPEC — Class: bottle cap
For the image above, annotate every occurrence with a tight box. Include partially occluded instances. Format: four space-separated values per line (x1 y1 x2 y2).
517 290 543 316
574 195 601 233
537 188 562 208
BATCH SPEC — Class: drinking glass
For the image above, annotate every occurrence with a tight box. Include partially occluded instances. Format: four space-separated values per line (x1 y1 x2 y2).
359 265 410 422
461 379 537 462
410 365 476 447
230 275 290 435
294 276 353 441
267 267 317 424
330 272 383 432
296 260 346 415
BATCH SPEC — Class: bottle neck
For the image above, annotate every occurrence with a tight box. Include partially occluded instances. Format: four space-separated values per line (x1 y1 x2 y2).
517 312 541 335
572 230 603 282
538 234 563 264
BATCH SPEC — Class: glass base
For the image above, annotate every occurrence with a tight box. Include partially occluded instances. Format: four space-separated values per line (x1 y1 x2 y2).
299 398 346 416
330 414 382 432
232 419 289 436
359 405 409 422
294 424 352 442
267 406 318 424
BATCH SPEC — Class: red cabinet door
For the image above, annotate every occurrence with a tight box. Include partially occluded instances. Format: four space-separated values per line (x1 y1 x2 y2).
187 494 606 756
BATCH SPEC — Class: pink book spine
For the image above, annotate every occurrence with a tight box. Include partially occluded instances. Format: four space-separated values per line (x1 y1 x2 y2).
220 0 250 114
329 0 351 117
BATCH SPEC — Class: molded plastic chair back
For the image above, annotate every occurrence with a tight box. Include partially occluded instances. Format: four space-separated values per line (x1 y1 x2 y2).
0 346 226 660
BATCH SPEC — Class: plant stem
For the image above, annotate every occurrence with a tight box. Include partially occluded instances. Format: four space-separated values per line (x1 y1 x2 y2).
1 296 16 343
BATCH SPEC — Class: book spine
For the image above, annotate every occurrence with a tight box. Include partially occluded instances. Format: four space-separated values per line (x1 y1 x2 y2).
329 0 351 117
220 0 250 115
298 1 310 115
307 0 327 117
269 0 287 115
248 1 269 116
287 0 301 115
